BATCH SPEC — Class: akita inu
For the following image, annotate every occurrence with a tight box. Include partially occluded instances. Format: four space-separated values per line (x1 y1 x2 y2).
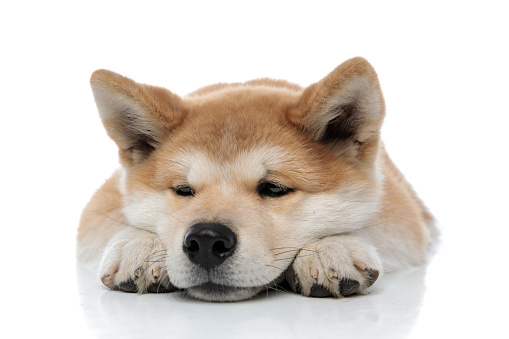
77 57 436 301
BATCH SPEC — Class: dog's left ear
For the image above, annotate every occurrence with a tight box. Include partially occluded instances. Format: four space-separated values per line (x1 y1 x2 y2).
288 57 385 162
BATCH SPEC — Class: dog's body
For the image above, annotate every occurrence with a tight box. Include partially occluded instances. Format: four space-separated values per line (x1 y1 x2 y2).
77 57 436 301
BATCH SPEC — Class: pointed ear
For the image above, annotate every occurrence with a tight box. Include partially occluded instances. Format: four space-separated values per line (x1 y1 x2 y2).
90 70 186 166
288 57 385 162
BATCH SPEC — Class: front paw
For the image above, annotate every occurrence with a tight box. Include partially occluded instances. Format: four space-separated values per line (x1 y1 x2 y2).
99 228 177 293
286 236 382 298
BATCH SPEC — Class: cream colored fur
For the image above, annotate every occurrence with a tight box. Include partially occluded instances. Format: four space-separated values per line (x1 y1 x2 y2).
77 57 436 302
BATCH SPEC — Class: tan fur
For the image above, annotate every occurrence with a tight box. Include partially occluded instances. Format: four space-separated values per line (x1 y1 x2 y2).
77 57 436 301
77 170 124 265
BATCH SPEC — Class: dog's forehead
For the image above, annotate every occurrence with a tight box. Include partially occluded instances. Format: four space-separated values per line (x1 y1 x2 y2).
162 88 305 182
182 86 299 141
173 145 288 185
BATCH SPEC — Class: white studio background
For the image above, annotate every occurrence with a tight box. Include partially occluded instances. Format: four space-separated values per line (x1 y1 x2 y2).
1 1 508 338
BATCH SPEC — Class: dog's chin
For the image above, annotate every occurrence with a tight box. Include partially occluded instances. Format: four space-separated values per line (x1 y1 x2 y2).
186 283 265 302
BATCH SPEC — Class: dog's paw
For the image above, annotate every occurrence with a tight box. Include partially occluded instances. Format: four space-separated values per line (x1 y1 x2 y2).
99 228 177 293
285 236 382 298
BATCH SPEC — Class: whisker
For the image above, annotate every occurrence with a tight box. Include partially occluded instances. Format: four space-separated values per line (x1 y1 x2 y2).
147 249 168 255
145 259 167 267
93 208 130 227
259 276 289 295
265 264 286 272
348 218 395 233
146 258 168 271
161 211 186 226
144 251 168 261
155 271 170 293
274 252 318 262
270 246 300 251
273 248 319 256
271 281 290 294
295 252 320 258
270 247 316 251
144 252 168 261
256 277 270 298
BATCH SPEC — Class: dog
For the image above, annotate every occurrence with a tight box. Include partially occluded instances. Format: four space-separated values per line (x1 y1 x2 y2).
77 57 436 302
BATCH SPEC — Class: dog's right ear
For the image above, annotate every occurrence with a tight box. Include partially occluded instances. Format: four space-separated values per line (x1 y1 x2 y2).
90 70 186 166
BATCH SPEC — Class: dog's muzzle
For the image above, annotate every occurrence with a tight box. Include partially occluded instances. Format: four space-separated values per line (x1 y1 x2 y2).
183 222 237 270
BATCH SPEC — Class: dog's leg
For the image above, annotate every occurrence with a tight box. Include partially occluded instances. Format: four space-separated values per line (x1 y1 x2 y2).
77 172 177 293
99 226 177 293
285 235 382 298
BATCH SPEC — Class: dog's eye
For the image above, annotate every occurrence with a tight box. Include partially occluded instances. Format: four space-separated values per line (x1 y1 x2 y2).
257 182 293 198
174 185 195 197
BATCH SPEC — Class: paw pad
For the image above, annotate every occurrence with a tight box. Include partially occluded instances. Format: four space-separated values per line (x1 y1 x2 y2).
339 279 360 296
147 283 173 293
366 269 379 287
118 279 138 293
309 285 332 298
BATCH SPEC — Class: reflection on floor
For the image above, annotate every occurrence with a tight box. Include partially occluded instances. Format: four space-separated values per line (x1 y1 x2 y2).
77 264 427 339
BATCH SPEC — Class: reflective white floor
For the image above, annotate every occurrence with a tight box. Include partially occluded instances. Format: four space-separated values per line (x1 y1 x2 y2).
76 266 425 338
72 227 508 339
77 265 424 339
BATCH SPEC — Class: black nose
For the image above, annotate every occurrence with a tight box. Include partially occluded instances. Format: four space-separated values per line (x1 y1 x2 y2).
183 223 237 270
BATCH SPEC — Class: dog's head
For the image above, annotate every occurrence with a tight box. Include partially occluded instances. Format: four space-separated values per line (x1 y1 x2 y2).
91 57 385 301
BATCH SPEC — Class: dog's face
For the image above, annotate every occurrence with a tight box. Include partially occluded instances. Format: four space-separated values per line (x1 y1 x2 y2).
91 58 386 301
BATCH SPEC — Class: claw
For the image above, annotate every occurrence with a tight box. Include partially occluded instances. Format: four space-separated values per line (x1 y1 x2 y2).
309 267 319 279
152 266 161 280
354 261 367 271
101 274 118 290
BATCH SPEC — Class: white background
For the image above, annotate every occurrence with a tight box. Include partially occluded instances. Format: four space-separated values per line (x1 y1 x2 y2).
1 1 508 338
